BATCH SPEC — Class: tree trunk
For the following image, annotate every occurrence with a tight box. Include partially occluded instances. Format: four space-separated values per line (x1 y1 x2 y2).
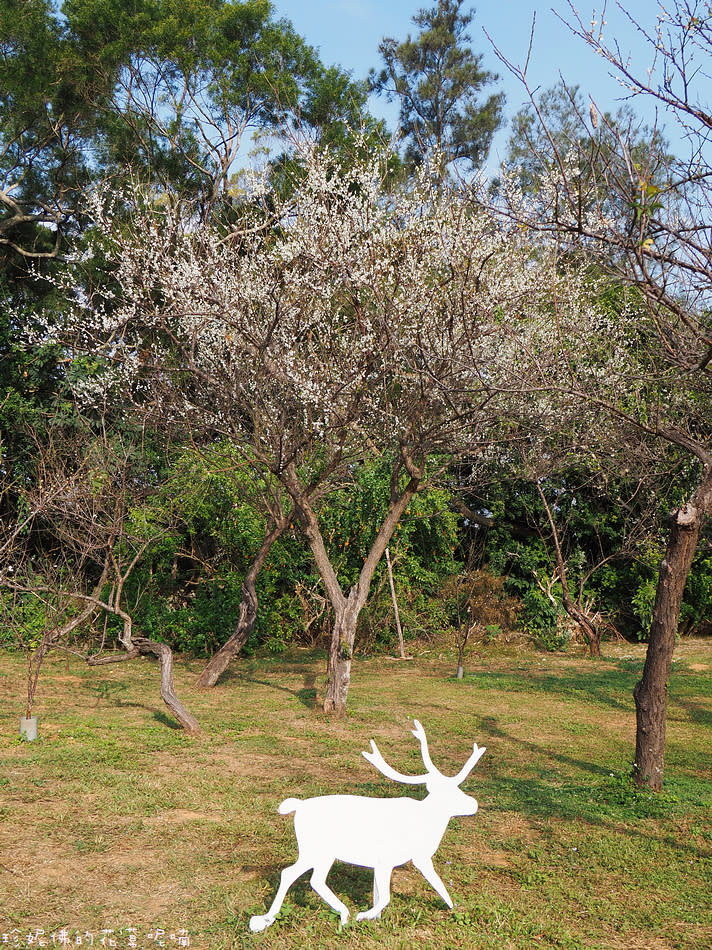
283 457 423 716
323 598 362 716
633 502 702 790
195 519 287 688
320 478 420 714
133 638 202 735
456 631 467 679
195 585 257 688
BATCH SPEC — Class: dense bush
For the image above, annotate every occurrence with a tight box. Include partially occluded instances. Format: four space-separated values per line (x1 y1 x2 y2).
460 468 712 645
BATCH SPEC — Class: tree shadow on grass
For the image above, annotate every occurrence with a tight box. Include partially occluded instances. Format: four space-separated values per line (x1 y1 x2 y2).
466 662 639 713
88 680 131 706
476 717 712 862
236 671 320 710
669 694 712 728
152 710 182 729
85 681 186 729
478 716 613 781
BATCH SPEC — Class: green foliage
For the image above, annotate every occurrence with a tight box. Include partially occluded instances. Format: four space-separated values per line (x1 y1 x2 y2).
478 455 712 646
479 482 560 637
680 551 712 634
0 265 78 507
0 588 48 652
255 532 314 651
115 444 275 653
631 572 657 641
632 546 712 641
0 0 373 272
60 0 372 206
132 569 248 656
473 465 655 646
0 0 100 258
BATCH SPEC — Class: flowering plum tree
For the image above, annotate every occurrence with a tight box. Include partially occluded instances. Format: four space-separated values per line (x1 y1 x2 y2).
64 141 603 713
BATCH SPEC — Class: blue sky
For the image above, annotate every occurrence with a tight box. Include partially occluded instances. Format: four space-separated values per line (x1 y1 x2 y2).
272 1 673 170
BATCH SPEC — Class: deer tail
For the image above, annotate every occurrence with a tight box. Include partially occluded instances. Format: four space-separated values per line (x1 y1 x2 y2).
278 797 300 815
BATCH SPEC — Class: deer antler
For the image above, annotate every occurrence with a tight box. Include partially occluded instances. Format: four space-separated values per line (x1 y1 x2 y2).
363 719 445 784
362 739 429 785
363 721 484 786
452 742 486 785
411 719 438 774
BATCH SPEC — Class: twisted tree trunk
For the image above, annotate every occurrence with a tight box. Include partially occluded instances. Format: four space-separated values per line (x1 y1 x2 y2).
88 639 201 735
134 638 202 735
196 518 288 688
87 602 201 735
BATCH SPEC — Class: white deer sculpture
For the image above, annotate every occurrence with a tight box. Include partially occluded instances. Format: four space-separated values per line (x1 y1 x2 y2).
249 720 485 931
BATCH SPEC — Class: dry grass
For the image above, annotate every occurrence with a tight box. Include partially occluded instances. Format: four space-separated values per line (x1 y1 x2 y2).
0 637 711 949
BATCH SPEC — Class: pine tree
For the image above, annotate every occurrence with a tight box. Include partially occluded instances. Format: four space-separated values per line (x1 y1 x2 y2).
370 0 504 174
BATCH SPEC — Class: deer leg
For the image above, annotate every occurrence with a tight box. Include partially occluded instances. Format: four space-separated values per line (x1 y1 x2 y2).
356 865 393 921
310 863 350 925
412 856 453 909
249 858 312 932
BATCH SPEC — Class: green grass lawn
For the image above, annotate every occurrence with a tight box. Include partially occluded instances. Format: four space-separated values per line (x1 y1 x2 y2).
0 638 710 949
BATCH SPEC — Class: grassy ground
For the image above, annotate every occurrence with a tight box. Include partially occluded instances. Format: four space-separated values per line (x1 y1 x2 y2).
0 637 710 949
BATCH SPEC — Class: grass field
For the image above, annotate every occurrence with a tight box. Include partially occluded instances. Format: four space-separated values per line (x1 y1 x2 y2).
1 638 711 949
